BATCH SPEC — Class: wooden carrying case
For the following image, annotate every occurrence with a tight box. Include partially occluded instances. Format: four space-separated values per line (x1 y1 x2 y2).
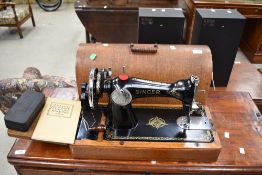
72 43 221 162
76 44 213 105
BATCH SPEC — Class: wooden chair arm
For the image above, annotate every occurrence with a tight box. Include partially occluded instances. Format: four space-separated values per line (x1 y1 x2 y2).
26 0 31 5
0 2 16 7
0 1 18 24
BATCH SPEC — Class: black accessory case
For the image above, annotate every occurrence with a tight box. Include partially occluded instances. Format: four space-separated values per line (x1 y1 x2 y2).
4 90 45 131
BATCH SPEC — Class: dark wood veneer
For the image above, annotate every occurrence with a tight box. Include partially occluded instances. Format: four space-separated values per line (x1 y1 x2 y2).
75 0 262 63
7 90 262 175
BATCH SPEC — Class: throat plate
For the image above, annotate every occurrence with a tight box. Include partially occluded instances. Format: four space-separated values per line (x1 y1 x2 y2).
177 116 212 130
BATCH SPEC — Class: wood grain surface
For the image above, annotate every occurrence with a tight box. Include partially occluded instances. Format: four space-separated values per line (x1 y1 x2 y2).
7 91 262 175
214 56 262 112
74 0 185 43
75 43 212 105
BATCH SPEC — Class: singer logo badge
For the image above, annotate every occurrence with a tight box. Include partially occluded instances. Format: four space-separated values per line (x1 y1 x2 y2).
135 89 160 95
147 116 168 129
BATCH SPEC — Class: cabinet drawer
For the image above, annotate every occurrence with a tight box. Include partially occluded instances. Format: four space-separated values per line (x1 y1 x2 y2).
20 168 73 175
19 168 145 175
77 172 145 175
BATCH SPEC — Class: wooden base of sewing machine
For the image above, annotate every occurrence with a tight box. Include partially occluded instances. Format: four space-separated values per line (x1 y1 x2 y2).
70 107 221 162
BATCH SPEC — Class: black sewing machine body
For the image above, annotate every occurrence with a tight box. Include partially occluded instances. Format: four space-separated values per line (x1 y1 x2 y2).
77 68 214 143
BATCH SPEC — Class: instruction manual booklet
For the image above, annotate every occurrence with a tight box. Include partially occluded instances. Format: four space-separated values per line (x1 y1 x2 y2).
32 98 81 144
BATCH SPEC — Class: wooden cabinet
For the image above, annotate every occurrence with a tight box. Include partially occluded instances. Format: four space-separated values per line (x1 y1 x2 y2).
74 0 186 43
19 168 73 175
76 172 145 175
240 18 262 63
18 168 145 175
184 0 262 63
8 91 262 175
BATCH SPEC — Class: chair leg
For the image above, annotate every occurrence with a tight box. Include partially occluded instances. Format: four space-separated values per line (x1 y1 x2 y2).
29 5 36 27
31 14 36 27
17 25 23 39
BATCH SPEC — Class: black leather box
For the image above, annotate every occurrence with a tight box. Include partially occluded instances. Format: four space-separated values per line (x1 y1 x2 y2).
4 90 45 131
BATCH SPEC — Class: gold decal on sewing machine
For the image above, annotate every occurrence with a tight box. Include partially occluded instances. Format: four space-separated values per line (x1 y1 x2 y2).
135 89 160 95
147 116 168 129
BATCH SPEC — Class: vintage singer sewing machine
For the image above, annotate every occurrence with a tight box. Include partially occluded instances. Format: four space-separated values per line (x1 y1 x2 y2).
77 67 214 143
71 43 221 162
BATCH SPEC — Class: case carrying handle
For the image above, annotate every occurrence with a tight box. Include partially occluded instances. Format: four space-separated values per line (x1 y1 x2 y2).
130 43 158 53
